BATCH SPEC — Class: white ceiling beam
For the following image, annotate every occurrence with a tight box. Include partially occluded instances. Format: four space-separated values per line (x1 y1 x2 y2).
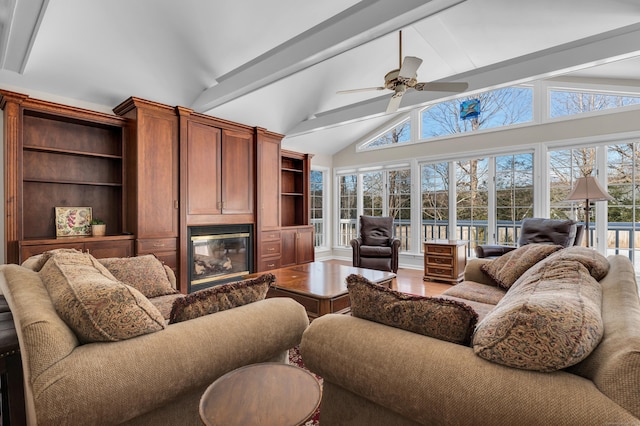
0 0 48 73
190 0 466 113
287 21 640 136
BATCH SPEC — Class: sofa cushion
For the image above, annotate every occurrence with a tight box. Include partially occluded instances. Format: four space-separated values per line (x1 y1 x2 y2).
540 246 609 281
480 243 563 289
473 256 604 372
347 274 478 345
169 273 274 324
359 246 392 257
441 280 506 305
39 251 165 343
98 255 178 298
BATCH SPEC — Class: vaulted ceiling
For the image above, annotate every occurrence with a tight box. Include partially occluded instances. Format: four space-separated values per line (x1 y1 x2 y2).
1 0 640 157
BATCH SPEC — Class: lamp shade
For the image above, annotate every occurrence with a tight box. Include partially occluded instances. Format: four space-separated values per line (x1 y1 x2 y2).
565 176 614 202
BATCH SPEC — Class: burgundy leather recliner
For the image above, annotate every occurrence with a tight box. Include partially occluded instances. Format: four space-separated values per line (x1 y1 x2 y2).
350 215 401 273
475 218 584 259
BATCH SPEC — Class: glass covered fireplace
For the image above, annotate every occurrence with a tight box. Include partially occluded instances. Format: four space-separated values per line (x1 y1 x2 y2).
188 224 253 292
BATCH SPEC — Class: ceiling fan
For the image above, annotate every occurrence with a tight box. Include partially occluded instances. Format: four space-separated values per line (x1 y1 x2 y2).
337 31 469 114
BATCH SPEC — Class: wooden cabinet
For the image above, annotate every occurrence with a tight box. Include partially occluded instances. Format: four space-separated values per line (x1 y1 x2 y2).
255 128 283 272
1 90 128 264
281 226 315 267
20 235 134 261
114 97 179 271
180 111 254 224
423 239 467 284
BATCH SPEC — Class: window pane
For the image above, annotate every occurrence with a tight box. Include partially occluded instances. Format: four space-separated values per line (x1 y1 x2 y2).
338 174 358 246
550 90 640 118
421 86 533 139
456 158 489 253
495 153 534 245
362 171 384 216
388 168 411 251
421 162 449 243
362 120 411 149
310 170 324 247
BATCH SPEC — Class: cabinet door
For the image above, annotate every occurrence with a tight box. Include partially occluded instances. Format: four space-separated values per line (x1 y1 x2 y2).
280 229 297 267
187 121 222 216
256 136 280 230
136 108 179 237
221 129 254 214
296 226 315 264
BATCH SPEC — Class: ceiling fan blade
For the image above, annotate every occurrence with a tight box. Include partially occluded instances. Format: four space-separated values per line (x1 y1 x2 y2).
386 87 406 114
414 82 469 92
337 87 386 94
398 56 422 79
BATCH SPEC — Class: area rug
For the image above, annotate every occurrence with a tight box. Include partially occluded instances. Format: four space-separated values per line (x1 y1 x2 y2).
289 345 322 426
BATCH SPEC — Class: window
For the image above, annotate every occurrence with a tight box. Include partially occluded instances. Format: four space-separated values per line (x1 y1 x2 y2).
362 171 384 216
607 142 640 268
388 168 412 250
549 147 596 229
456 158 489 252
338 174 358 246
359 119 410 150
310 169 326 248
550 90 640 118
495 153 534 245
421 162 449 241
421 86 533 139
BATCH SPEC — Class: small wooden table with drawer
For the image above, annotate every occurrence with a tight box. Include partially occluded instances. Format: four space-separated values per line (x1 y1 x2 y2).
423 239 467 284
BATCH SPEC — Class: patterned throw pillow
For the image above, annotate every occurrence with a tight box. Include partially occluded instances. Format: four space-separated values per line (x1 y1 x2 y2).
169 274 274 324
347 274 478 345
39 251 165 343
473 256 604 372
480 243 563 289
542 246 609 281
99 255 178 298
23 248 86 272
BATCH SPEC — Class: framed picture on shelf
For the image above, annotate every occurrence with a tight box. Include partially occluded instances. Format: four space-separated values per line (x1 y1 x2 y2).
55 207 93 237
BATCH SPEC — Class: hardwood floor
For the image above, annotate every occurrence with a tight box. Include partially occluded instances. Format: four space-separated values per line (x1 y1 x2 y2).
321 259 452 297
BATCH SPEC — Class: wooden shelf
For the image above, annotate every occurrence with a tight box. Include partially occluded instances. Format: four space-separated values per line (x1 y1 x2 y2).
23 145 123 159
23 179 122 187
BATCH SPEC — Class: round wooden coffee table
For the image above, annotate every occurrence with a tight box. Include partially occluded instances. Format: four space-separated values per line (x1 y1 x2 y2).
199 362 322 426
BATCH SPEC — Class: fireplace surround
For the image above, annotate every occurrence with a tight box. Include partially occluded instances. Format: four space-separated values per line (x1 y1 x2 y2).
188 224 253 292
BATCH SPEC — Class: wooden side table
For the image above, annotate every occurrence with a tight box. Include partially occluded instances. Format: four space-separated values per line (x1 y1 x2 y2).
199 362 321 426
423 239 467 284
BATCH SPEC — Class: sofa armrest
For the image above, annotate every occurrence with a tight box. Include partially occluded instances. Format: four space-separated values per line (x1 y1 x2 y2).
474 244 517 258
350 237 363 267
29 298 308 425
463 258 498 286
301 315 638 425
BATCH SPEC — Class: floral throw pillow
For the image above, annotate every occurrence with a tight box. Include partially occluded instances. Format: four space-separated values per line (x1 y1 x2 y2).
99 255 178 298
39 251 165 343
480 243 563 289
347 274 478 345
169 274 274 324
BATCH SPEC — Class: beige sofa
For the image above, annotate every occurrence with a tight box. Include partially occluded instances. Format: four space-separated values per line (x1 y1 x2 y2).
301 254 640 425
0 255 309 425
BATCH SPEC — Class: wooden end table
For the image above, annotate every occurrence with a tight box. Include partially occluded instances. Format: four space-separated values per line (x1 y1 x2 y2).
423 239 467 284
199 363 321 426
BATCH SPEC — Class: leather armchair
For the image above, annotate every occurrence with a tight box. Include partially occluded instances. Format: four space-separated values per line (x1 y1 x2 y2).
475 218 584 258
351 215 401 273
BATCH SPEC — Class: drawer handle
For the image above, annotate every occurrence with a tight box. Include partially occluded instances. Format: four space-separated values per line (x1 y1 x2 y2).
267 263 275 268
153 242 166 248
267 247 275 252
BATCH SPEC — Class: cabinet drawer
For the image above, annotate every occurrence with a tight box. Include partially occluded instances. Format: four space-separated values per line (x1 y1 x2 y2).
259 257 281 271
427 256 453 267
20 242 85 261
261 230 281 242
426 265 454 278
137 238 177 252
260 240 281 257
425 244 454 256
85 240 134 259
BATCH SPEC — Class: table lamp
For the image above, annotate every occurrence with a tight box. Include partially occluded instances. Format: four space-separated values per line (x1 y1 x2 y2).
564 176 613 247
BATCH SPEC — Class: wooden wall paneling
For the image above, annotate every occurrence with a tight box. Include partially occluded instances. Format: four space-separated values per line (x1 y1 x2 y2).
221 128 254 215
